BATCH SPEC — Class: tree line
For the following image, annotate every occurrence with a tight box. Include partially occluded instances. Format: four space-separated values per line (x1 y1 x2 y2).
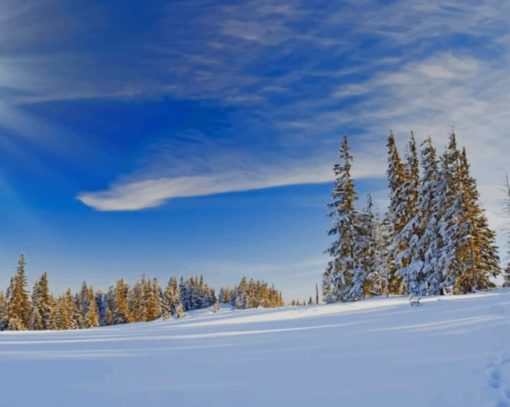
218 277 284 309
0 255 284 331
323 131 501 303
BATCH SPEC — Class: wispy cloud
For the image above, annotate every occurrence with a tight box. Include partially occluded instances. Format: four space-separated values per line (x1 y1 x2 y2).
77 157 384 211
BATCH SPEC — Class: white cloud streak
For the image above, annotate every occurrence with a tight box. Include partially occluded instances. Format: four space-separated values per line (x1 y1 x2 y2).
77 158 384 211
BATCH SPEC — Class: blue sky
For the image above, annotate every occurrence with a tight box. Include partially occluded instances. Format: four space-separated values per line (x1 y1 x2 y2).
0 0 509 299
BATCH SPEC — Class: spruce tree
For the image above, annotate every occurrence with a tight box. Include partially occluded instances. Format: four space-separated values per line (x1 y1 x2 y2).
503 264 510 288
95 290 110 326
69 290 82 329
416 137 443 295
36 272 53 329
129 278 145 322
393 133 422 296
113 279 130 324
30 272 53 330
386 132 408 294
175 302 184 318
102 287 115 326
218 287 229 304
0 291 7 330
7 254 31 330
165 277 182 317
351 194 376 299
30 279 44 330
437 131 464 293
48 297 59 330
321 272 332 304
179 277 190 311
369 214 392 296
56 289 79 330
233 277 248 308
30 306 43 330
76 282 90 327
85 287 99 327
324 136 358 302
160 286 171 320
457 148 500 290
144 279 159 321
152 278 163 318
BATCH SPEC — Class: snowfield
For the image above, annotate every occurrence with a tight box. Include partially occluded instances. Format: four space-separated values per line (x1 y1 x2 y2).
1 291 510 407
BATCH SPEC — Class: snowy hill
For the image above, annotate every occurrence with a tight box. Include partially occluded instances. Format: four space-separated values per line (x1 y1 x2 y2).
1 291 510 407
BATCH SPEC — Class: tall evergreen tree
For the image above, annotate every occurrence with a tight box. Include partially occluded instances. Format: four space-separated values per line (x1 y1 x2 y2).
113 279 130 324
393 133 422 296
218 287 232 304
437 131 464 292
233 276 248 309
503 264 510 288
351 194 377 299
30 273 53 330
85 287 100 327
129 278 146 322
369 214 392 296
416 137 443 295
456 148 500 291
37 272 53 329
7 254 31 330
54 289 79 330
95 290 112 326
30 279 44 330
144 278 160 321
434 131 500 293
48 297 59 330
0 290 7 330
76 281 90 328
386 132 408 294
165 277 182 317
324 136 359 302
179 276 190 311
152 278 163 319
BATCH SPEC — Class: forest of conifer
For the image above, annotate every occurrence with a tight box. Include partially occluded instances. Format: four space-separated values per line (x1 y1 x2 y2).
0 256 283 331
323 131 502 303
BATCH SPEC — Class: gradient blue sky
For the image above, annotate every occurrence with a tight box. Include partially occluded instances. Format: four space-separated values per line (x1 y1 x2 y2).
0 0 509 300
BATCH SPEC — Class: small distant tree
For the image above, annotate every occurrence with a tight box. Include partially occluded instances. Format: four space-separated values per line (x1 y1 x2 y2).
37 272 53 329
30 279 44 330
228 277 283 309
57 289 78 330
165 277 182 318
502 264 510 288
175 303 184 319
144 279 159 322
85 287 99 328
0 291 8 330
504 176 510 288
113 279 130 324
7 255 31 330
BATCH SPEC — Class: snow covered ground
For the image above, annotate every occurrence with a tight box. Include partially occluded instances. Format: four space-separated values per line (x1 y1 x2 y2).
1 291 510 407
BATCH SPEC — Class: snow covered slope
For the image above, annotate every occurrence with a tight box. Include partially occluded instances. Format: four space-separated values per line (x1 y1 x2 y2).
1 291 510 407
